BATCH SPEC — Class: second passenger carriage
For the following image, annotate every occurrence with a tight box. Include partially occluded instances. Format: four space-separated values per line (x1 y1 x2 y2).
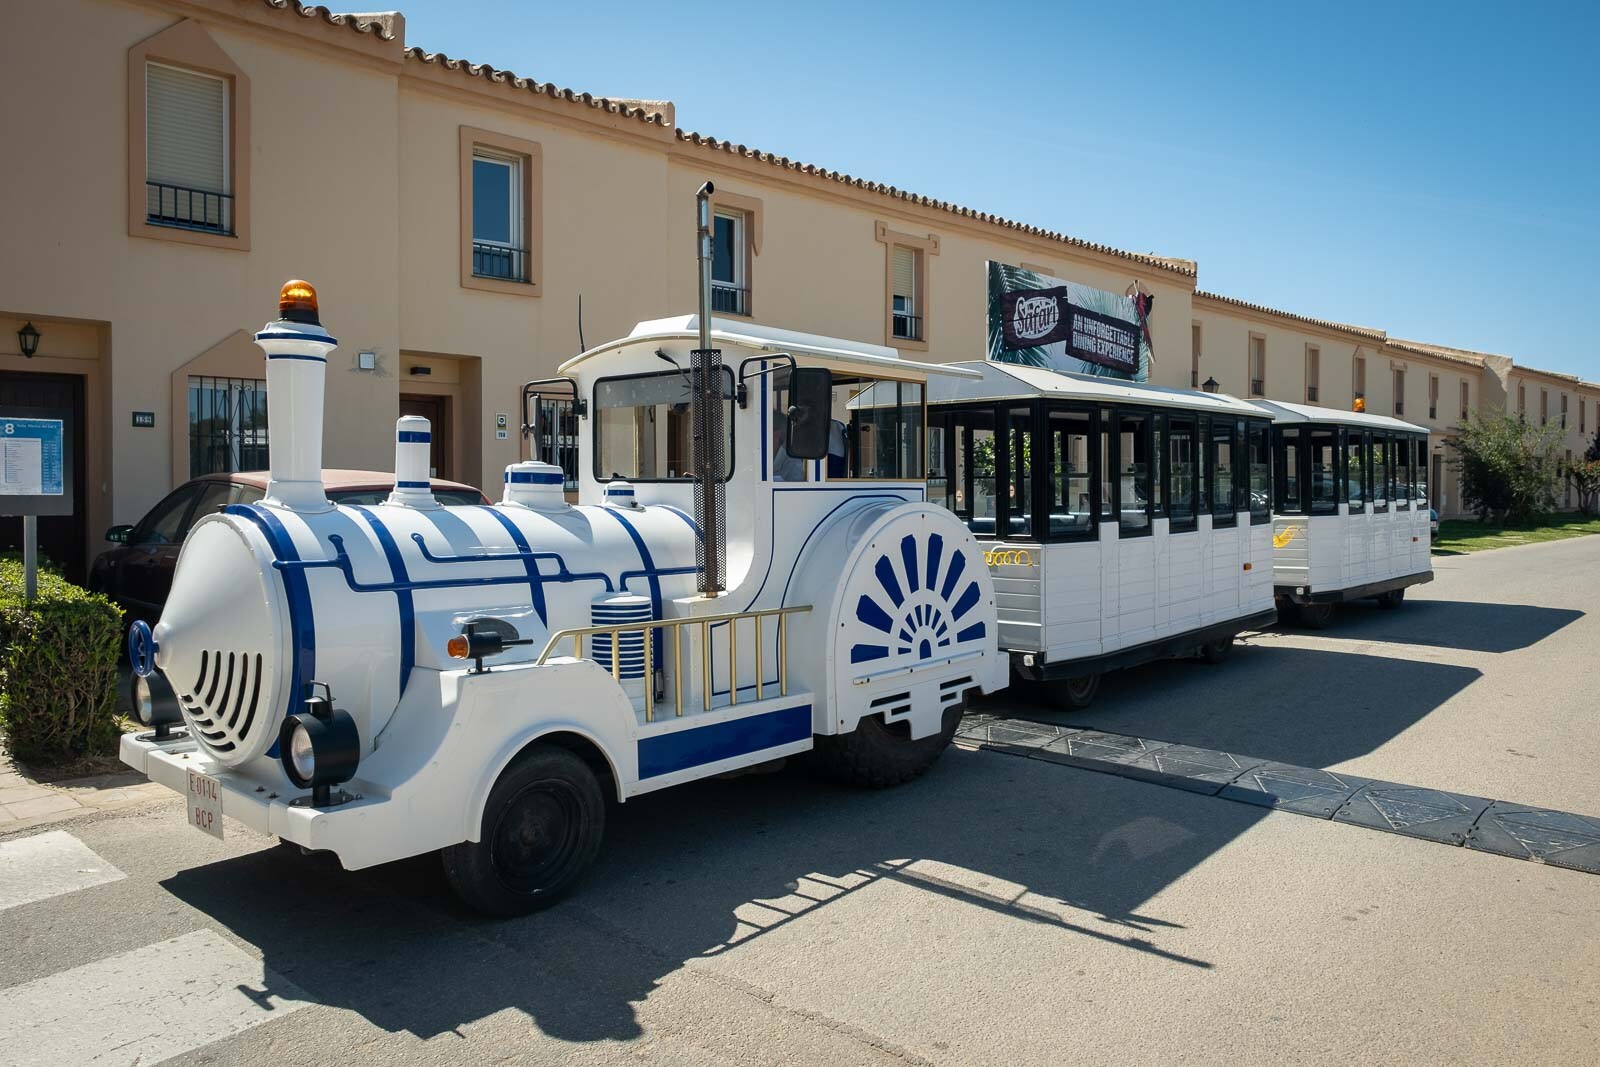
920 361 1279 707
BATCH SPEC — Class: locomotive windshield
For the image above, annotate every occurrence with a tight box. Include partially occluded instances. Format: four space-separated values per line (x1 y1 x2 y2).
593 367 734 481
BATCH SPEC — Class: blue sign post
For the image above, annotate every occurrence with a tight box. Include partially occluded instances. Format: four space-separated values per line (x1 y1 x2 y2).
2 409 74 602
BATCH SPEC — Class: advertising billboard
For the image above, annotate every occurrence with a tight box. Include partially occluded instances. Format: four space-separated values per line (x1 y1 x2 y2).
986 261 1153 381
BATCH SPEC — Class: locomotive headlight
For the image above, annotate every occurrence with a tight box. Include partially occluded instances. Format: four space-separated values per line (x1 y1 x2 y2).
278 683 360 807
131 670 184 740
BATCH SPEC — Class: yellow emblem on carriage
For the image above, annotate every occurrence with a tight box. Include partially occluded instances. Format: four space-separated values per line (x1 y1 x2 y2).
1272 525 1302 549
984 548 1035 567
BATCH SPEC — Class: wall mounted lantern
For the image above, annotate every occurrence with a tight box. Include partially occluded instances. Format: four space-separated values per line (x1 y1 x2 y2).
16 321 40 358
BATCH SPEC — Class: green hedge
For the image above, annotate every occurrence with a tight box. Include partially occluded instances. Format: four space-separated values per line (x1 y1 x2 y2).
0 558 124 765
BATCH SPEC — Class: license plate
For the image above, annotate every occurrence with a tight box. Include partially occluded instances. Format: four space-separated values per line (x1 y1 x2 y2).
186 768 224 840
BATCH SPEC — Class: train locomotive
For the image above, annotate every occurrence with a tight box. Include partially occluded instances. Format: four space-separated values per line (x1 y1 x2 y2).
122 240 1005 913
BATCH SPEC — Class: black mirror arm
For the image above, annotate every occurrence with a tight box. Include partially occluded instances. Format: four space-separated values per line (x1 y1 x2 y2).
735 353 798 409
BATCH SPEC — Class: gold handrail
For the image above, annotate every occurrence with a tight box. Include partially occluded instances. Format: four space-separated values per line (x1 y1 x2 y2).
535 605 812 721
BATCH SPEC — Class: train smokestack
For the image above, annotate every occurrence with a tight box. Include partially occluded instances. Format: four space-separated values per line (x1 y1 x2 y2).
255 280 336 511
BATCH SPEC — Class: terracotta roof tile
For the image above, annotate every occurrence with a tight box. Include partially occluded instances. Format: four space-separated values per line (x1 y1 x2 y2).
1386 338 1492 368
257 1 397 40
673 130 1197 279
1194 290 1387 342
403 48 670 126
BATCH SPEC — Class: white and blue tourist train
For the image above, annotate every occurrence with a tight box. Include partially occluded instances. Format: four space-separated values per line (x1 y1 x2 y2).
121 189 1007 914
922 361 1280 706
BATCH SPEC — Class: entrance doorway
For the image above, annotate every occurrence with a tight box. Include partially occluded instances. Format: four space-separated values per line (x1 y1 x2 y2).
1 371 87 582
399 394 452 480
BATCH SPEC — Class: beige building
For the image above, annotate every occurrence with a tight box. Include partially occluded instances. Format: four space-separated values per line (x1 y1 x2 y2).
1 0 1595 579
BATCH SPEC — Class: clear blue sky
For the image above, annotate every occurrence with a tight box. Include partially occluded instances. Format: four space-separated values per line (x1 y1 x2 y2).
399 0 1598 379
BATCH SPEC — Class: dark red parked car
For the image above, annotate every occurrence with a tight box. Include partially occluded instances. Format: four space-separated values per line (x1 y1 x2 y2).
89 469 489 627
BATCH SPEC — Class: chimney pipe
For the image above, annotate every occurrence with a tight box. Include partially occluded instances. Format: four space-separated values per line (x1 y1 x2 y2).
254 280 336 511
387 416 438 508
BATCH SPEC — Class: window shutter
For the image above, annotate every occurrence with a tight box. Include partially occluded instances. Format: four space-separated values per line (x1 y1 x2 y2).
147 63 226 193
892 246 916 301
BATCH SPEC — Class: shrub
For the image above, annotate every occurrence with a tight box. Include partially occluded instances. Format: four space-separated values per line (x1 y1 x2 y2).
1449 410 1563 524
0 557 124 766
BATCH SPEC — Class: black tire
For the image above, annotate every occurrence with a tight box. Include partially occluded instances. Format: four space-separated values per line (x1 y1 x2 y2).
442 745 605 917
811 702 963 788
1297 602 1335 630
1198 636 1234 664
1047 672 1101 709
1378 588 1405 610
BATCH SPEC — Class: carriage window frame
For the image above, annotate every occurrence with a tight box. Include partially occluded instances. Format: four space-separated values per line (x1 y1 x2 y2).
840 374 927 482
927 401 1036 541
1043 401 1100 544
1274 424 1306 516
1208 417 1238 528
1372 432 1390 513
591 366 735 483
1247 419 1271 525
1167 412 1199 533
1308 424 1339 515
1113 407 1154 539
1416 435 1430 506
1395 434 1411 511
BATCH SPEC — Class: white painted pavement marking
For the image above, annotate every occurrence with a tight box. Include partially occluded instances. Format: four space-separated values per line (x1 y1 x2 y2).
0 830 125 913
0 929 309 1066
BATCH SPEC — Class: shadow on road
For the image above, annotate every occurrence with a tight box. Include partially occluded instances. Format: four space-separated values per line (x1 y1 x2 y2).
162 750 1264 1045
1007 646 1480 769
1281 599 1582 654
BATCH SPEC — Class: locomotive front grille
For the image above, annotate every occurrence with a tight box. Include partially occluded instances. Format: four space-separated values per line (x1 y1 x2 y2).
179 649 265 756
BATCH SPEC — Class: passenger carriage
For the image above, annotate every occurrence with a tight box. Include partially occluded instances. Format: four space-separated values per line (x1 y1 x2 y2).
1249 401 1433 627
920 360 1279 707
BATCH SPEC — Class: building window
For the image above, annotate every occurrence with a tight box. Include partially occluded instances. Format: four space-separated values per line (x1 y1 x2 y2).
145 63 232 235
1560 393 1568 429
1248 335 1266 397
891 246 921 341
711 210 750 316
460 126 541 296
1354 355 1366 404
1428 374 1439 421
1393 367 1405 416
1305 345 1320 403
1191 324 1202 388
188 376 267 476
471 150 526 282
1460 380 1470 422
1582 398 1588 435
1540 389 1549 425
875 223 937 350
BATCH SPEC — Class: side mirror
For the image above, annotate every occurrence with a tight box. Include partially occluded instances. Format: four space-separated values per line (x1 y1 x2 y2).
106 524 134 544
786 367 832 460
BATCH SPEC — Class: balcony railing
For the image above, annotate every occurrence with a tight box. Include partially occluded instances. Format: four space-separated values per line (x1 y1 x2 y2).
893 312 923 342
146 181 233 235
710 282 748 316
1250 378 1265 396
1429 405 1438 420
1306 385 1319 402
1394 402 1405 416
473 242 530 283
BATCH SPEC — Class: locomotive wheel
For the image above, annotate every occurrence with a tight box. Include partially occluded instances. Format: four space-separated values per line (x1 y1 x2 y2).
442 745 605 916
1377 588 1406 610
1296 602 1335 630
1198 636 1234 664
1048 672 1102 709
811 703 963 788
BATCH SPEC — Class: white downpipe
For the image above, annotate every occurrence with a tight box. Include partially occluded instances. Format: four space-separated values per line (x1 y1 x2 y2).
253 318 337 511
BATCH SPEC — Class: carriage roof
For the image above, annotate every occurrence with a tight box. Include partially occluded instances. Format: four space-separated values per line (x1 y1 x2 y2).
558 315 982 381
925 359 1273 418
1248 399 1428 434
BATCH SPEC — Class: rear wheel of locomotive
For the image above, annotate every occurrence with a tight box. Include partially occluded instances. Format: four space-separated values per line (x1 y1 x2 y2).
812 702 964 788
1297 602 1335 629
442 745 605 917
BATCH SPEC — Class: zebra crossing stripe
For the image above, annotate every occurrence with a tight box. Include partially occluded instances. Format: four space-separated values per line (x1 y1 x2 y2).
0 831 125 913
0 929 308 1066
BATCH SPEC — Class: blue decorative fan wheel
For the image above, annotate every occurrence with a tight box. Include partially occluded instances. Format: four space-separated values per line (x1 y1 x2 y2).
850 531 987 665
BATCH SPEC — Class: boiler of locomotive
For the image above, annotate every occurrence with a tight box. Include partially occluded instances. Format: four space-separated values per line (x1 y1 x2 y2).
140 282 697 777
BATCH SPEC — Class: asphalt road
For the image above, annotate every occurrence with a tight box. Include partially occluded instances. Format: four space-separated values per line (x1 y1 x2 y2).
3 537 1598 1066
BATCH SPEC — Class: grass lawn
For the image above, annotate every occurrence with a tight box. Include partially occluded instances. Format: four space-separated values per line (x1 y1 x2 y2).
1433 513 1600 555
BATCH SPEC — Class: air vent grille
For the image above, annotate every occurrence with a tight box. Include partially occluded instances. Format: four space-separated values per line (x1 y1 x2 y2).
179 649 265 756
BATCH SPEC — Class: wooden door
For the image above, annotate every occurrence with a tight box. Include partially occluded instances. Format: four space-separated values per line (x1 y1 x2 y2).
398 394 451 480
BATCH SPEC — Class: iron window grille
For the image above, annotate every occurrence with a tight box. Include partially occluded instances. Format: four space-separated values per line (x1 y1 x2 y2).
147 181 233 235
1395 401 1404 416
189 375 267 476
893 312 923 341
710 283 749 316
1250 378 1265 396
1307 385 1319 402
472 242 530 283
